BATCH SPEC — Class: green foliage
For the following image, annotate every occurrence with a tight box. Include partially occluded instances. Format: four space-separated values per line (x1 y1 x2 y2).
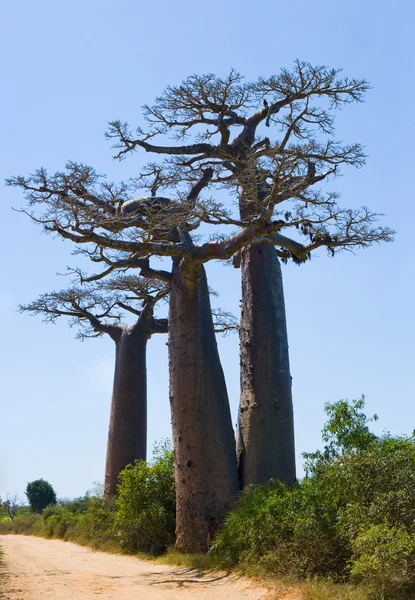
323 396 378 453
0 495 24 521
25 479 57 513
3 411 415 600
73 496 118 548
212 478 346 578
303 396 378 474
350 524 415 599
40 505 78 539
2 512 42 534
0 441 175 557
115 441 175 554
211 398 415 599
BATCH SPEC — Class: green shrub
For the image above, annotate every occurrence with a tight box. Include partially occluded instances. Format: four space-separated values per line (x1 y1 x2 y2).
73 496 117 547
212 478 347 578
41 505 77 539
211 482 296 568
211 398 415 594
2 513 42 535
0 443 175 555
350 523 415 599
115 442 175 554
58 495 92 515
302 396 378 475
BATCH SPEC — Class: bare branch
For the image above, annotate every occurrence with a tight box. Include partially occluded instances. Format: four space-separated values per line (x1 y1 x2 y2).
19 273 170 341
211 308 239 336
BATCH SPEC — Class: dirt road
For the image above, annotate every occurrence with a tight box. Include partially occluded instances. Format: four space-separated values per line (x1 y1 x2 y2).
0 535 275 600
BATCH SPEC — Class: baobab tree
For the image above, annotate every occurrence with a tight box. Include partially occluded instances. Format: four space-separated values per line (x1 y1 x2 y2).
20 273 236 498
9 63 393 548
20 275 169 496
106 61 393 487
9 164 260 551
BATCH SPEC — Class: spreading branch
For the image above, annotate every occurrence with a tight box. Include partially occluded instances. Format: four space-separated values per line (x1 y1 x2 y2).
19 274 169 341
9 63 392 284
102 62 391 262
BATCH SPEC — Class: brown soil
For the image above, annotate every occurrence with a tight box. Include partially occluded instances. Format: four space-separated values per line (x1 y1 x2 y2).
0 535 281 600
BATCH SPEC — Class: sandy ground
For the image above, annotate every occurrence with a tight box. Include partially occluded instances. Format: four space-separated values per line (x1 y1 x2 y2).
0 535 282 600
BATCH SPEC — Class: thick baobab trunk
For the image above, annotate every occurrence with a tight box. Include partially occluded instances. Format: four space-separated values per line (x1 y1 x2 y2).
104 322 148 496
236 241 296 487
169 260 239 552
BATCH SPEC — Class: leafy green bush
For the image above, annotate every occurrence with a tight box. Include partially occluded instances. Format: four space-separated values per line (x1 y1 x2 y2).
0 442 175 555
73 496 117 548
4 513 42 534
350 524 415 599
58 495 93 515
211 482 295 568
211 398 415 598
212 477 347 578
115 441 175 554
302 396 378 474
40 505 77 539
4 408 415 600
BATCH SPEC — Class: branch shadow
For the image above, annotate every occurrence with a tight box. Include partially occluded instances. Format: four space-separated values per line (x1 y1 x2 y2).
148 567 231 587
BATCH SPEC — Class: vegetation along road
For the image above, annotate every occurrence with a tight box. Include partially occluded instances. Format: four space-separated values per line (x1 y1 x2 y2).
0 535 280 600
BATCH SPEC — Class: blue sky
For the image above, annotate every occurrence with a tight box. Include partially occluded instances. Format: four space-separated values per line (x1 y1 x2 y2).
1 0 414 501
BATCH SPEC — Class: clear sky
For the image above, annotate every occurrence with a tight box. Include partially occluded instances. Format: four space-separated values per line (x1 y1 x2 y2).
1 0 414 501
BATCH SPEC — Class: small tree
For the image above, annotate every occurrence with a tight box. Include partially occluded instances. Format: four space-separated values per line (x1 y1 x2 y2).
115 441 176 554
303 396 379 474
2 494 21 521
26 479 57 513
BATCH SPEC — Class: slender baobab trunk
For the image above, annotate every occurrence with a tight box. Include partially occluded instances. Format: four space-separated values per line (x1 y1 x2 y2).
104 322 149 496
236 242 296 486
169 258 239 552
236 184 296 487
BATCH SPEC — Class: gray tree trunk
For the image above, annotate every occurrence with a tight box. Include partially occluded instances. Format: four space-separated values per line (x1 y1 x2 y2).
169 259 239 552
104 322 148 497
236 182 296 487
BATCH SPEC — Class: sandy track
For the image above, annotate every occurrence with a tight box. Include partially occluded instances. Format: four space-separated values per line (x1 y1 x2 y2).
0 535 272 600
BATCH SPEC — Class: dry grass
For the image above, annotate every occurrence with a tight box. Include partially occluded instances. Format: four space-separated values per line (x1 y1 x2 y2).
300 579 367 600
156 549 219 570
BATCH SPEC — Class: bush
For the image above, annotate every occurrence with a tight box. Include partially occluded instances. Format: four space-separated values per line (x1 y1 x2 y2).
40 505 77 539
26 479 57 513
73 496 117 548
4 513 42 535
211 482 296 568
58 496 92 515
211 398 415 598
0 442 176 555
350 524 415 599
212 478 347 578
115 441 175 554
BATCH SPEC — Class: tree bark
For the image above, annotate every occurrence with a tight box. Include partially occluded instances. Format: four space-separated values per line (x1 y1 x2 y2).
104 322 149 497
236 184 296 487
169 259 239 552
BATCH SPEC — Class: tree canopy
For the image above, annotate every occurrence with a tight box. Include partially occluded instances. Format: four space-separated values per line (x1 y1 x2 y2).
26 479 57 513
